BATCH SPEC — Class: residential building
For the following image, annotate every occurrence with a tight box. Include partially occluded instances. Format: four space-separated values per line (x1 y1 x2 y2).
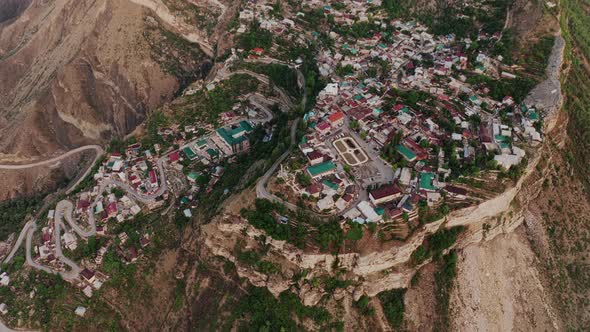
369 184 402 205
216 121 253 154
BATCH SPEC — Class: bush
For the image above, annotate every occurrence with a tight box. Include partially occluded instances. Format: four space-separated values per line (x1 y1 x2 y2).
410 226 465 265
434 251 459 330
345 222 364 241
378 289 406 329
237 21 273 51
0 194 44 241
354 295 375 316
228 286 332 330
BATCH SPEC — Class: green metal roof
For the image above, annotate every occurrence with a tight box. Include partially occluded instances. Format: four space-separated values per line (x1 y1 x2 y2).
216 121 252 146
495 135 509 143
240 120 254 132
322 180 338 190
183 146 197 160
420 172 437 191
206 148 219 158
396 145 417 161
307 161 336 177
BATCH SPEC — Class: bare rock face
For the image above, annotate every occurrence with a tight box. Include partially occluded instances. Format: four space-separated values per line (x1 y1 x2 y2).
0 0 32 24
299 284 323 307
0 0 209 162
352 286 365 302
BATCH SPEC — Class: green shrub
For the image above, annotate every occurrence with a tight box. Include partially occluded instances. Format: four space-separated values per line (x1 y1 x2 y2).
378 289 406 329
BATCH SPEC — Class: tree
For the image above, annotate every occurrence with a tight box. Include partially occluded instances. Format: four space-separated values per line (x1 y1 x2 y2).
296 172 312 187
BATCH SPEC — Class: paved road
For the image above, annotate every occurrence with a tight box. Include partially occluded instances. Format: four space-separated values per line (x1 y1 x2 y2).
3 221 34 264
52 218 82 280
255 119 338 218
256 118 300 211
342 117 395 187
2 154 169 280
0 145 103 170
24 224 53 275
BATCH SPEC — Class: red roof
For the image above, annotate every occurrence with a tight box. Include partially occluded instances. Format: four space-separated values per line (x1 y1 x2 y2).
107 202 118 215
328 111 345 124
307 150 324 161
403 138 428 160
393 104 405 111
306 183 322 195
445 185 468 196
77 200 90 210
370 184 402 201
168 151 180 162
316 121 331 131
80 268 95 280
149 170 158 184
252 47 264 55
388 207 404 219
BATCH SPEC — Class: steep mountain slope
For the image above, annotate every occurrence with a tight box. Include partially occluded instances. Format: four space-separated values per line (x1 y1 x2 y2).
0 0 210 162
447 2 590 331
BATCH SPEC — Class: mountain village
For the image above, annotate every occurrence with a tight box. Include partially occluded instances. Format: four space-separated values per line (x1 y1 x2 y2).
0 0 553 323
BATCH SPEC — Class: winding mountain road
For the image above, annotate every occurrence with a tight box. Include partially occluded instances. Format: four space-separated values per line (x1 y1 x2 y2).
0 145 103 170
2 152 169 281
0 145 104 196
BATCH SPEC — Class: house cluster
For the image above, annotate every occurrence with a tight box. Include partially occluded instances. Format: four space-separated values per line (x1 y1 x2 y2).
237 0 301 38
78 268 105 298
268 1 547 223
0 270 12 315
92 146 164 199
173 117 257 164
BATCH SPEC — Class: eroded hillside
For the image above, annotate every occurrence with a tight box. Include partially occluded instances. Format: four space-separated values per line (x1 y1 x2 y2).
0 0 214 163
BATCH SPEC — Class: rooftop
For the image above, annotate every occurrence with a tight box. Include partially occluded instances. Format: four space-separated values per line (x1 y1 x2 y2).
307 161 337 177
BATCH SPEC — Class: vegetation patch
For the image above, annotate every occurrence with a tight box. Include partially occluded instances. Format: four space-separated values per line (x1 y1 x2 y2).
241 199 344 251
241 62 301 99
354 295 375 316
410 226 465 266
0 194 44 241
226 286 335 331
144 24 210 89
378 288 406 330
433 251 459 331
172 74 259 126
